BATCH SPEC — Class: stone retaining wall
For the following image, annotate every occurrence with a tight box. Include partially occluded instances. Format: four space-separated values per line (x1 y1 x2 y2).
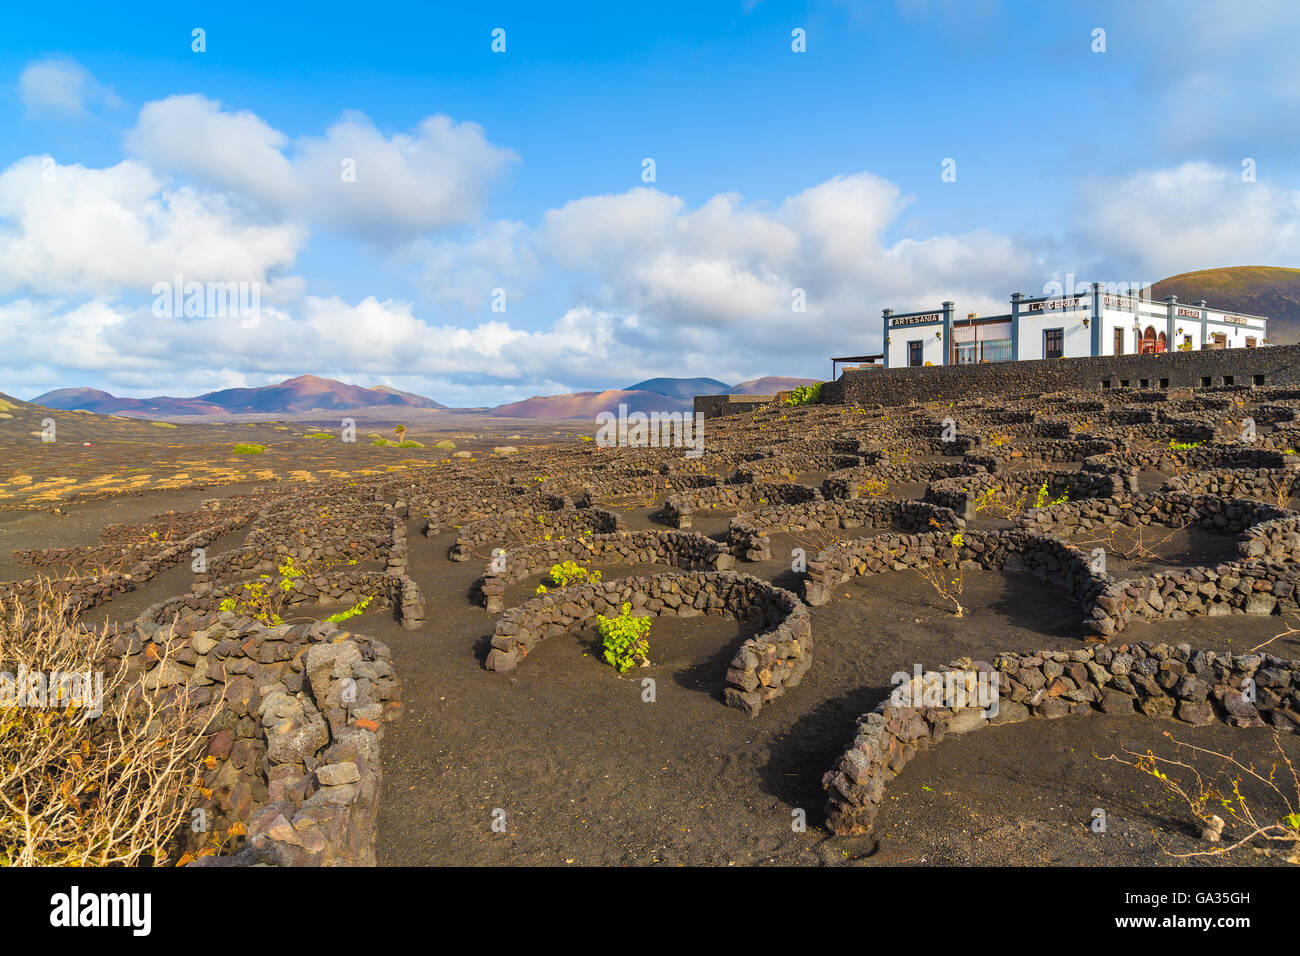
485 571 811 716
821 344 1300 408
148 567 426 630
1086 558 1300 638
727 498 964 561
822 641 1300 836
733 453 864 483
804 528 1105 612
1013 491 1291 538
479 530 735 611
925 468 1126 520
822 460 984 498
448 507 624 560
0 508 259 614
664 480 821 529
1162 467 1300 502
105 612 402 865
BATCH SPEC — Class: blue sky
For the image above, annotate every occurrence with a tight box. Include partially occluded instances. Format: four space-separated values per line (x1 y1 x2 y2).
2 0 1298 405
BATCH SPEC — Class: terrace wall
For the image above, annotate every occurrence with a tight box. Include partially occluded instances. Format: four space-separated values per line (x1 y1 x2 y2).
821 344 1300 409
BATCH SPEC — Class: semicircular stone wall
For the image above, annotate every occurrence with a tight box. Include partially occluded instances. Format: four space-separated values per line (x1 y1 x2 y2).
478 529 734 612
822 641 1300 837
485 570 811 716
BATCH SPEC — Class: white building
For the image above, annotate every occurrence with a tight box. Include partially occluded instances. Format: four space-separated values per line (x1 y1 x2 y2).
882 287 1268 368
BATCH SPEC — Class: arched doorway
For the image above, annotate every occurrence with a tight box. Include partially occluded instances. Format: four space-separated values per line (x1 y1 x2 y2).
1157 331 1167 353
1141 326 1159 354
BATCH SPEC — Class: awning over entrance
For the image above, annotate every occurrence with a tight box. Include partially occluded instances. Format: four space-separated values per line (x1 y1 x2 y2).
831 354 883 379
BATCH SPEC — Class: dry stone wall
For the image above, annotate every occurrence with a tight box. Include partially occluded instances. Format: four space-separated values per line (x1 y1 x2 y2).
479 530 734 611
485 571 811 717
823 642 1300 836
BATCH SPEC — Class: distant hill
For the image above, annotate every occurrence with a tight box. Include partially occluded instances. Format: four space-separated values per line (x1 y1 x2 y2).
723 376 821 394
31 374 446 418
491 389 691 419
491 374 823 419
1149 266 1300 344
623 377 730 400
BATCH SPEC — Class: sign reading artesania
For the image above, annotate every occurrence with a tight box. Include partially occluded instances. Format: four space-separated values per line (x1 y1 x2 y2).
890 312 942 326
1220 314 1252 325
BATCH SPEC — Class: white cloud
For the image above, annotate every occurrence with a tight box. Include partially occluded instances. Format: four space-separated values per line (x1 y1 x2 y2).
0 292 653 403
127 96 518 237
537 174 1036 355
0 156 305 297
1079 162 1300 280
19 57 122 116
15 100 1283 404
415 219 539 310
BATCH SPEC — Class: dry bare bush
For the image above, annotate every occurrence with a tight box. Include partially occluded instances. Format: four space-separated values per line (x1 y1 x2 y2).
913 532 967 617
1099 730 1300 864
1249 618 1300 654
788 523 847 556
1263 473 1299 509
602 490 658 510
973 484 1029 519
1077 524 1181 565
0 581 214 866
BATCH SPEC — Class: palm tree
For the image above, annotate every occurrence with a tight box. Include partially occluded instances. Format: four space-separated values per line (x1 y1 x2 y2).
394 424 407 444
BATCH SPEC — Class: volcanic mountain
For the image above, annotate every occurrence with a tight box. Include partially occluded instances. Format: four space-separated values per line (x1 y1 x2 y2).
489 375 821 419
31 375 446 418
1149 266 1300 344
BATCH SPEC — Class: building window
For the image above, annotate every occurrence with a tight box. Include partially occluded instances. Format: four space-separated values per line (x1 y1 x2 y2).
1044 328 1064 359
908 340 923 367
979 339 1013 363
1246 336 1257 348
1113 327 1124 355
1183 334 1193 349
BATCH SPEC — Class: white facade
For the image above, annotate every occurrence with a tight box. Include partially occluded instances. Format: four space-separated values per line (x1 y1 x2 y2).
883 307 948 368
881 287 1268 368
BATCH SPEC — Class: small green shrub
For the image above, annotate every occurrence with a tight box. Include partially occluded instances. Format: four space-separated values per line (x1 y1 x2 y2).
396 440 424 448
1033 480 1069 508
232 443 266 454
304 432 335 440
537 561 602 593
370 438 397 447
325 595 373 624
782 383 822 407
433 439 456 450
597 602 651 673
